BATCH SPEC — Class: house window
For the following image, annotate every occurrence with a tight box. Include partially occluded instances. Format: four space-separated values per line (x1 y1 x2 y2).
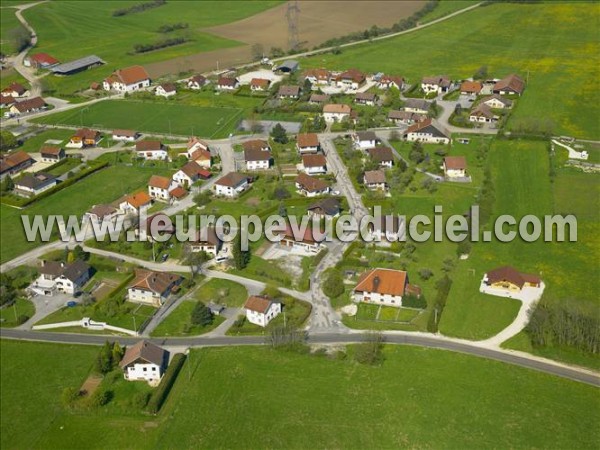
143 367 147 372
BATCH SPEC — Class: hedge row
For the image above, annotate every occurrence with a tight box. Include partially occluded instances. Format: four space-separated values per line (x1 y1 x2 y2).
426 276 453 333
146 353 186 414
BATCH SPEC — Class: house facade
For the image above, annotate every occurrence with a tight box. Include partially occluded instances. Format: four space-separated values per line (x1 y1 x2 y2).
296 133 320 154
30 260 91 296
323 104 351 122
243 140 272 170
135 141 168 160
404 119 450 144
68 128 101 148
243 296 282 327
148 175 177 201
119 341 168 384
295 173 330 197
421 75 451 94
112 129 139 142
368 147 394 169
363 170 388 191
103 65 150 92
302 154 327 175
127 269 182 307
40 146 65 163
13 172 58 197
214 172 249 197
353 131 378 150
443 156 467 179
155 82 176 97
353 268 421 307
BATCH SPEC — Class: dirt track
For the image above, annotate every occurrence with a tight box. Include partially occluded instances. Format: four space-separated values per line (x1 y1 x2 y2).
145 1 422 78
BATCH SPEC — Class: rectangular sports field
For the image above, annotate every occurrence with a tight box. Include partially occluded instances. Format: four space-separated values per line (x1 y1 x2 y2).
34 100 242 138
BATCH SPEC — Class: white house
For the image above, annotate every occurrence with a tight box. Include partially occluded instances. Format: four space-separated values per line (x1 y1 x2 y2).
404 119 450 144
295 173 330 197
403 98 431 115
116 192 152 217
40 146 65 163
172 161 211 188
187 75 208 90
377 75 404 91
67 128 101 148
302 68 331 86
481 94 513 109
13 172 58 197
323 104 352 122
243 140 272 171
217 76 239 90
86 204 121 225
353 131 377 150
127 269 182 307
353 268 421 307
276 225 325 254
135 141 168 160
186 136 209 155
296 133 320 154
103 65 150 92
119 341 168 385
155 82 176 98
188 227 223 257
469 104 498 123
421 75 451 94
214 172 249 198
301 154 327 175
112 129 140 142
243 296 281 327
443 156 467 179
148 175 177 201
1 82 28 98
492 74 525 96
30 260 91 296
354 92 377 106
363 170 388 191
367 147 394 169
336 69 366 90
364 215 403 243
250 78 271 91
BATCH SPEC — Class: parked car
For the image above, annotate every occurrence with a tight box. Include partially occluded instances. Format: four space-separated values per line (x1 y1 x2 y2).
66 301 77 307
161 253 169 262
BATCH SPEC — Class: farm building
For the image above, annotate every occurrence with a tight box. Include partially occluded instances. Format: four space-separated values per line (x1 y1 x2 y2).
51 55 105 75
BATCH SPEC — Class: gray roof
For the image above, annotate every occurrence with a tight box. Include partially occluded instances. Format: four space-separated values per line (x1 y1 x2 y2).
356 131 377 141
51 55 105 74
119 340 168 368
308 198 341 216
404 98 431 112
15 172 57 190
276 60 299 72
39 259 90 282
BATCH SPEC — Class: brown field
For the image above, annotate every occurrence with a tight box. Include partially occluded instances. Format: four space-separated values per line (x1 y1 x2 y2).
145 1 422 78
91 279 119 301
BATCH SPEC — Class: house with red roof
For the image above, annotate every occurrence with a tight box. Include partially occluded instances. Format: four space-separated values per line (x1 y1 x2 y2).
173 161 211 187
353 268 421 307
103 65 150 92
243 295 281 327
148 175 177 201
127 269 182 306
24 53 59 69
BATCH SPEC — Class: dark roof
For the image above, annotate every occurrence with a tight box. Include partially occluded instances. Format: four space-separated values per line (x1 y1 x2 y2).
422 75 451 87
404 98 431 112
309 93 330 103
275 60 299 72
39 259 90 282
218 77 238 87
119 340 168 368
88 204 118 219
486 266 540 288
493 74 525 94
356 131 377 141
355 92 376 101
278 85 300 97
295 173 330 193
404 118 448 138
297 133 319 148
129 269 182 295
242 139 269 152
15 172 57 189
302 154 327 167
368 147 394 162
244 147 271 162
51 55 104 74
188 75 207 85
308 198 341 216
364 170 386 184
191 226 221 246
40 146 63 156
158 82 176 92
216 171 247 187
112 129 138 137
338 68 365 83
136 140 163 151
12 96 45 113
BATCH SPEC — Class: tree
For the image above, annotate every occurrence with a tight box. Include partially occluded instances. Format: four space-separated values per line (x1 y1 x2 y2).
303 77 312 93
67 251 75 263
271 184 290 200
61 387 80 407
0 274 16 307
8 26 30 53
0 130 17 151
322 269 344 298
193 191 212 207
270 123 288 144
251 43 264 61
232 232 250 270
409 142 425 164
72 244 89 261
456 241 472 257
473 65 488 80
191 302 213 326
94 341 114 374
0 176 14 194
278 202 287 217
270 47 285 58
418 268 433 281
354 333 384 365
111 342 124 365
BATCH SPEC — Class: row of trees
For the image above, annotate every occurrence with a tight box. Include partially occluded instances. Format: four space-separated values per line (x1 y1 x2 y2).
133 37 188 54
157 22 188 33
113 0 166 17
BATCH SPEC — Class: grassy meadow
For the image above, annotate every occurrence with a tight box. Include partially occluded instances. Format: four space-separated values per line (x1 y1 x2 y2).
1 341 599 449
302 2 600 139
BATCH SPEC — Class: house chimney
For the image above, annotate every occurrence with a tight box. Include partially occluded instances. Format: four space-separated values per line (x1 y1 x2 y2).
60 262 65 268
41 259 47 267
372 275 380 292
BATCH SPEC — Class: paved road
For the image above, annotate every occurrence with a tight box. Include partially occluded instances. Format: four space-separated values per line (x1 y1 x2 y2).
2 328 598 387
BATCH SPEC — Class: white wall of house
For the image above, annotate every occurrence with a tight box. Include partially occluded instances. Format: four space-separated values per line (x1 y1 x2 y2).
354 139 376 150
172 171 195 188
297 145 319 154
137 150 169 160
445 167 466 178
303 165 327 175
103 79 150 93
323 112 349 122
113 134 137 142
155 87 175 97
246 160 270 170
214 181 248 197
125 362 163 382
354 290 404 307
15 181 57 196
148 186 171 201
405 133 450 144
484 99 509 109
245 302 281 327
127 287 163 306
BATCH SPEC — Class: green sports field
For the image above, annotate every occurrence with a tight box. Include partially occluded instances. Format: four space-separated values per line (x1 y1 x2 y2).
34 100 242 138
302 2 600 139
1 341 599 449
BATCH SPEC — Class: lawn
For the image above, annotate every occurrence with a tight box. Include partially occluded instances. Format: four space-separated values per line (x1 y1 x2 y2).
22 1 283 96
0 163 172 263
15 128 74 153
0 298 35 327
4 341 599 449
195 278 248 307
0 6 26 55
149 300 225 337
34 100 243 139
302 2 600 139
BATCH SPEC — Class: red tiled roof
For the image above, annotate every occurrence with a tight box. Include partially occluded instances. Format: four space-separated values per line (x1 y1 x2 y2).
355 268 408 296
216 172 247 187
493 74 525 94
136 140 163 151
444 156 467 170
40 146 63 156
460 80 482 94
148 175 171 189
295 173 329 192
244 295 274 314
250 78 270 88
169 186 187 199
126 191 152 208
297 133 319 148
302 154 327 167
111 65 149 85
29 53 59 66
323 103 351 114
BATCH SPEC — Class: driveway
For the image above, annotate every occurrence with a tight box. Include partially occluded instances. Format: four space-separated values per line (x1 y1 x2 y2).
18 292 72 330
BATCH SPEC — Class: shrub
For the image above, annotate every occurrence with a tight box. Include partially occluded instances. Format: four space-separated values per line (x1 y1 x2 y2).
132 391 151 409
191 302 213 327
322 269 345 298
113 0 165 17
354 333 384 366
427 275 452 332
146 353 186 414
402 294 427 309
87 389 113 408
61 387 80 407
418 268 433 281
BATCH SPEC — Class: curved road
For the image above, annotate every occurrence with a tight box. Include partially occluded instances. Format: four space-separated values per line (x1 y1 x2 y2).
1 328 598 387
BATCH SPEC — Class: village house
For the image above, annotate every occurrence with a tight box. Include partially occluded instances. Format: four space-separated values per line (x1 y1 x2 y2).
0 96 16 109
403 98 432 115
404 119 450 144
1 82 28 98
67 128 101 149
303 68 331 86
86 204 120 225
365 215 403 243
493 74 525 96
24 52 59 69
148 175 177 201
443 156 468 179
469 104 498 123
30 259 91 296
40 146 65 163
135 140 168 160
368 147 394 169
112 129 140 142
214 172 249 198
377 75 405 91
278 85 301 99
482 266 541 293
421 75 451 94
308 93 330 105
243 295 282 327
188 227 223 257
388 110 426 126
277 224 325 254
188 147 212 168
307 197 341 219
481 94 513 109
103 65 150 92
155 82 176 97
172 161 211 187
296 133 320 154
13 172 58 197
363 169 388 191
302 154 327 175
0 151 34 180
354 92 378 106
250 78 271 91
127 269 182 307
116 191 152 216
353 131 378 150
353 268 421 307
295 173 330 197
119 340 169 385
336 68 366 90
187 75 208 90
460 80 483 95
217 76 239 90
137 213 175 242
323 103 352 122
243 140 272 170
9 96 46 116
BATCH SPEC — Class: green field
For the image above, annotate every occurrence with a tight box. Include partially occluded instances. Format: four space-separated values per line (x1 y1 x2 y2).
21 1 282 95
150 300 225 337
302 2 600 139
0 5 26 55
34 100 242 138
0 298 35 327
14 128 74 153
2 340 599 449
0 163 172 263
